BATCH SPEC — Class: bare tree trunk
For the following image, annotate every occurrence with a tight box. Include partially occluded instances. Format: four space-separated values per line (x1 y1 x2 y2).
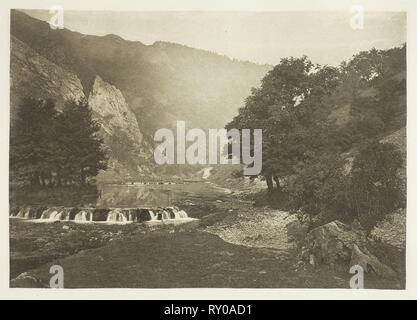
80 169 86 185
39 174 45 188
273 175 281 192
30 173 39 187
56 170 62 187
265 174 274 192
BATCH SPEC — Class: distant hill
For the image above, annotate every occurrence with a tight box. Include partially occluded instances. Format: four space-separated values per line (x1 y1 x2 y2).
10 10 271 179
10 10 270 133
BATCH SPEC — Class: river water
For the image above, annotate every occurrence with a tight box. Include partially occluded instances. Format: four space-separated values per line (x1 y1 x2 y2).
96 181 231 208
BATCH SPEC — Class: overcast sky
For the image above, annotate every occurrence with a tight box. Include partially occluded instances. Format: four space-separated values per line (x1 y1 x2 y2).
23 10 406 66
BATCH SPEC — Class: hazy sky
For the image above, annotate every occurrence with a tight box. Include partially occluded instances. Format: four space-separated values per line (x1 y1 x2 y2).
23 10 406 66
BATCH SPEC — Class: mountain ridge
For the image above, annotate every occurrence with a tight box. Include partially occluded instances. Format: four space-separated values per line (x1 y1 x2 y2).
10 10 271 180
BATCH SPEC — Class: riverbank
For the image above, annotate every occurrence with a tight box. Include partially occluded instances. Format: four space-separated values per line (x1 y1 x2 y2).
11 219 353 288
9 180 404 289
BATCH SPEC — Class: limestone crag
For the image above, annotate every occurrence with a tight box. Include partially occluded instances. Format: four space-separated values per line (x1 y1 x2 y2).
88 76 143 145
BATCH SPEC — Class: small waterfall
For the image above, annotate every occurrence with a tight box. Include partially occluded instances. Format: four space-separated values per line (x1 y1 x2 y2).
11 205 191 223
166 207 188 219
14 206 39 219
40 207 63 220
165 207 176 219
127 209 140 222
167 207 181 219
162 210 170 220
16 207 29 218
49 210 64 220
74 210 92 222
106 209 129 223
74 210 84 221
178 210 188 219
63 208 74 221
9 207 19 217
148 210 157 221
49 210 60 220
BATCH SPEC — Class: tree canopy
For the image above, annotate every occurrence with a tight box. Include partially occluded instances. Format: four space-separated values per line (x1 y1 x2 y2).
226 45 406 227
10 97 108 187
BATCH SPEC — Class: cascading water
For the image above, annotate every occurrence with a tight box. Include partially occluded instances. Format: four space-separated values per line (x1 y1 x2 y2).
75 210 87 221
40 207 63 220
17 207 30 219
107 209 129 223
162 210 170 220
148 210 157 221
178 210 188 219
49 210 61 220
74 209 94 222
10 205 191 224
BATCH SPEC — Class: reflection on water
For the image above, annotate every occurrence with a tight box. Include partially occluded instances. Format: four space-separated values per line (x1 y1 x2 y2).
97 181 232 208
10 181 227 209
97 183 173 208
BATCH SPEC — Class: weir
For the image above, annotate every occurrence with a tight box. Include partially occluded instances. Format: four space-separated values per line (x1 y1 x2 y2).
9 206 191 224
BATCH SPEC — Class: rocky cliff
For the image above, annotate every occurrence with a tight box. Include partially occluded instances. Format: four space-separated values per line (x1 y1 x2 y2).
10 10 270 180
89 76 143 145
11 10 270 132
88 76 150 180
10 35 149 179
10 36 85 122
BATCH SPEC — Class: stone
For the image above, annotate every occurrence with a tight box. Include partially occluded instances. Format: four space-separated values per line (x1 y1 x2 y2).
10 272 46 288
88 76 143 145
301 220 367 265
370 208 406 251
301 220 398 279
350 244 397 279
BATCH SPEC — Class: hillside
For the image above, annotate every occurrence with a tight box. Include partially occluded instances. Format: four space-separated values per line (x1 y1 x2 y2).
10 10 270 134
10 10 270 180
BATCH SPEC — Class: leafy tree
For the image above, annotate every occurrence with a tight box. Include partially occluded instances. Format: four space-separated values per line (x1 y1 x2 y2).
226 56 340 192
227 45 406 230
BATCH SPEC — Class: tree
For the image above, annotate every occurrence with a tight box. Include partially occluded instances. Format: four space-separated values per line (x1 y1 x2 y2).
226 56 340 192
10 97 57 186
10 97 108 187
56 98 108 184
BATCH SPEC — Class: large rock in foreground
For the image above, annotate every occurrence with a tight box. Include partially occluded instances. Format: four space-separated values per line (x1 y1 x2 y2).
301 221 367 265
350 244 397 279
370 208 406 251
301 220 397 279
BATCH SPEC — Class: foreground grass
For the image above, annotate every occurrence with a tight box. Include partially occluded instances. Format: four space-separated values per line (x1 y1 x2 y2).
11 225 354 288
9 182 403 289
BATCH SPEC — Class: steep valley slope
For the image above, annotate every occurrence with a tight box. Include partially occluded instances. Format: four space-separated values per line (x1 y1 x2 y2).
10 10 271 180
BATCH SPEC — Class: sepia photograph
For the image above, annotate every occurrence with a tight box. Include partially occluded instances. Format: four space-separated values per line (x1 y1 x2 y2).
2 0 413 299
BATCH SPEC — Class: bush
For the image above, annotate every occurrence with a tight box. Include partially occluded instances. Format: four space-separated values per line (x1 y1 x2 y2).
349 141 404 229
286 141 404 230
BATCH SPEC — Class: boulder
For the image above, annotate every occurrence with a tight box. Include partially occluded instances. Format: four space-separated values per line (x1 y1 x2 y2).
301 220 397 279
370 208 406 251
301 220 367 265
10 272 47 288
350 244 397 279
